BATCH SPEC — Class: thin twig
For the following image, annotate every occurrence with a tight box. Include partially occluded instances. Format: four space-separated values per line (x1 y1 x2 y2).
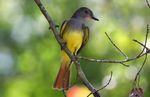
97 71 113 91
136 53 147 84
133 24 149 88
133 40 150 51
87 71 113 97
105 32 128 59
75 61 101 97
78 46 149 67
78 25 150 66
133 24 150 57
78 56 130 66
146 0 150 8
133 49 148 88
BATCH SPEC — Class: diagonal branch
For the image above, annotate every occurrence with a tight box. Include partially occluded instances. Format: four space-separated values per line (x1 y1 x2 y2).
75 61 101 97
87 71 113 97
134 52 148 87
78 46 149 67
34 1 149 97
34 0 73 59
78 25 149 66
105 32 128 59
133 24 150 57
133 24 149 88
133 40 149 51
78 56 129 67
34 0 101 97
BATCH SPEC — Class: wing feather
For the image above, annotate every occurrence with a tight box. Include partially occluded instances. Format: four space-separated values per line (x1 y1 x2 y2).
77 25 89 54
60 20 68 37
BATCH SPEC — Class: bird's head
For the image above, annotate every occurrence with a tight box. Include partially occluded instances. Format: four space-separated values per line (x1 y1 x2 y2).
72 7 99 21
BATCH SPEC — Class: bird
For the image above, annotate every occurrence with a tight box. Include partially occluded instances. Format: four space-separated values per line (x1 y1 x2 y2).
53 7 99 90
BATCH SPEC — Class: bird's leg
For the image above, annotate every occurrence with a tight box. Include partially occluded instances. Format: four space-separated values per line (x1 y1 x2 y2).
72 48 79 62
60 39 67 49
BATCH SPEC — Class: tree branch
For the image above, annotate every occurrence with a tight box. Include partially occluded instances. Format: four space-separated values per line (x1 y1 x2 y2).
34 0 73 59
34 1 149 97
78 25 149 66
133 24 150 57
87 71 113 97
133 39 149 51
128 24 149 97
134 52 147 88
105 32 128 59
34 0 101 97
133 24 149 88
78 44 149 67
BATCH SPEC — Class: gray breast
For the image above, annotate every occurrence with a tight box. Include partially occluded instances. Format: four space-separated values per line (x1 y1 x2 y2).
67 18 84 32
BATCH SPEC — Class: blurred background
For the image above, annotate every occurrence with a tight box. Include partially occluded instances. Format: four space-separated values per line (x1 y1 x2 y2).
0 0 150 97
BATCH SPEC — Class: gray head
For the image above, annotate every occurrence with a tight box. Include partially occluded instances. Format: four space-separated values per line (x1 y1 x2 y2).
71 7 99 21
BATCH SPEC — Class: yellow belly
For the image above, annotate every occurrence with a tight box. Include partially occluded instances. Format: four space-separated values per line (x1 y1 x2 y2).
63 31 83 54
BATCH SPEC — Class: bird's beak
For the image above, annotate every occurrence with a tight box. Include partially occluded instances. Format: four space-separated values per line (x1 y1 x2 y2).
91 15 99 21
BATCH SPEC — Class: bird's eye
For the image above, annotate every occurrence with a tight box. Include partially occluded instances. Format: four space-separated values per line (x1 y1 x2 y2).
135 94 138 97
84 10 88 14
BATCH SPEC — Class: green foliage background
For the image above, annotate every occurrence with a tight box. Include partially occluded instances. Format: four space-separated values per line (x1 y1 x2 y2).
0 0 150 97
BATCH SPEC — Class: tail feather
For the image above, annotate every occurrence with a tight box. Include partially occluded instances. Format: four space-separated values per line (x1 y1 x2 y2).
53 51 71 90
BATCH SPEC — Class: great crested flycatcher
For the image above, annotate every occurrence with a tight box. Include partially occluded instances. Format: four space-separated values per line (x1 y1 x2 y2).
53 7 99 90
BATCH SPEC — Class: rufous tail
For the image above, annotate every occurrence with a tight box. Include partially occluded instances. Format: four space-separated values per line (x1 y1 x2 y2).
53 51 71 90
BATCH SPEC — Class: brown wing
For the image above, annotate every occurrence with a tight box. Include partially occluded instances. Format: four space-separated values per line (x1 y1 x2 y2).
77 25 89 54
